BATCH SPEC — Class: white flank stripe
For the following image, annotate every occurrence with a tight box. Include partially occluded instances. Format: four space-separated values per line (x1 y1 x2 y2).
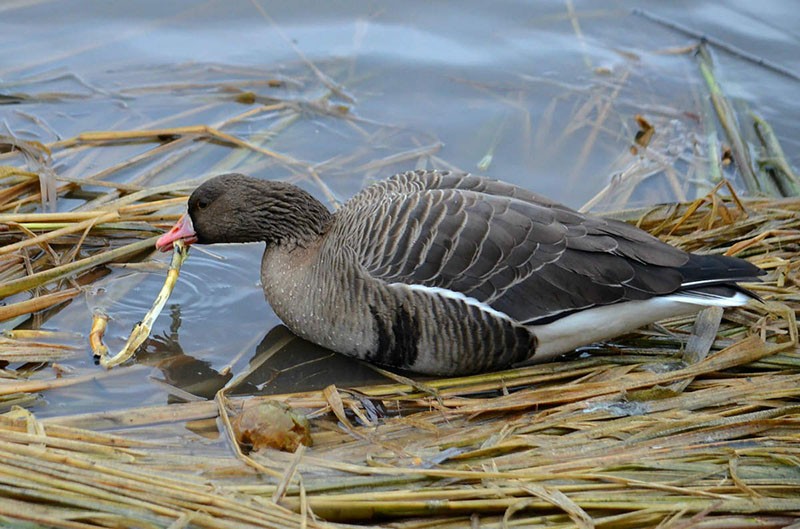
662 290 750 307
681 278 753 287
389 282 515 323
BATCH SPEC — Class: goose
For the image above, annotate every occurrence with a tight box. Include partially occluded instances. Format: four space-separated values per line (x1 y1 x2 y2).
156 170 763 375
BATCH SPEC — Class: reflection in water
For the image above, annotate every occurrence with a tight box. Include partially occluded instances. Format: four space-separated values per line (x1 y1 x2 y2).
137 304 240 401
241 326 390 396
138 305 388 402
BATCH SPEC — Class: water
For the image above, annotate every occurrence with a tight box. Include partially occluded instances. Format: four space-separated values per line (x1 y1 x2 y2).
1 0 798 419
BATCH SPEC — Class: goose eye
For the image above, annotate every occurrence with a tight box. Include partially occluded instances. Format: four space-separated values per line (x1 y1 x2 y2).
197 199 210 210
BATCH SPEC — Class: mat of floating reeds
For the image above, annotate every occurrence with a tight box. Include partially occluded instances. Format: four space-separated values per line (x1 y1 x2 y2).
0 185 798 528
1 332 797 528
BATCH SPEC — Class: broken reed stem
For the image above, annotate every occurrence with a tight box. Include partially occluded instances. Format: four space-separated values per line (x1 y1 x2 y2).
570 69 630 183
0 287 80 323
0 211 119 256
0 236 157 298
76 126 298 165
633 8 800 82
696 45 766 195
0 212 119 223
0 434 313 529
99 240 188 368
89 312 109 358
751 112 800 196
0 364 148 397
0 198 186 233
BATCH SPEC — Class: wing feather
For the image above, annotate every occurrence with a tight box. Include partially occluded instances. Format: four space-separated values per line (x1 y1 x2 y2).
333 170 734 324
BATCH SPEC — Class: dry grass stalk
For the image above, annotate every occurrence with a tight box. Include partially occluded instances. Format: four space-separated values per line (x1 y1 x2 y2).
99 240 189 368
0 236 158 299
696 46 762 195
0 287 81 323
0 423 333 529
0 335 79 363
75 126 296 165
88 312 109 358
1 48 799 526
20 200 798 525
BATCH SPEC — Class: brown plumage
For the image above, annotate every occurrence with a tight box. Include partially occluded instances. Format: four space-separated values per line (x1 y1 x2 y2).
157 170 763 375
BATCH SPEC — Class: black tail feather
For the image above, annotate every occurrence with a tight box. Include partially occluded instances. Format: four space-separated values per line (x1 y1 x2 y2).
677 253 764 302
678 253 765 287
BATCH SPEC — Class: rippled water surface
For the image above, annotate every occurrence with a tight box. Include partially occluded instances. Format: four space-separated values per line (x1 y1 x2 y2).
1 1 798 417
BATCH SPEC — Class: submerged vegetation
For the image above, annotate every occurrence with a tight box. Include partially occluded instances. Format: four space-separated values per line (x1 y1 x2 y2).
0 5 799 529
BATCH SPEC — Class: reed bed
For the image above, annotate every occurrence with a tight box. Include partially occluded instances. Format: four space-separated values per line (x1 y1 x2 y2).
1 6 799 527
0 189 796 528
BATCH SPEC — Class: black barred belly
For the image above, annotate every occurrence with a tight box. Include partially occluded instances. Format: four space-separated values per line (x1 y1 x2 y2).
367 290 535 375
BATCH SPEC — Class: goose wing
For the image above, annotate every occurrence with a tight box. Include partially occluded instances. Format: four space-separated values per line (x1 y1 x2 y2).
337 171 746 324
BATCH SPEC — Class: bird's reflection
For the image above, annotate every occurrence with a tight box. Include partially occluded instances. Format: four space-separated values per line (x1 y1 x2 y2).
137 304 245 402
240 325 388 395
138 304 389 402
